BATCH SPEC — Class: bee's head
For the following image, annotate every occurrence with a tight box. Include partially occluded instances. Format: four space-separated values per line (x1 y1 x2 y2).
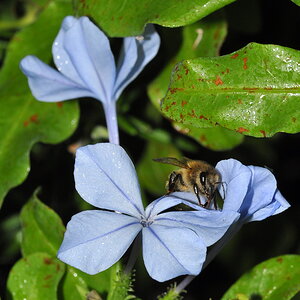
200 169 221 198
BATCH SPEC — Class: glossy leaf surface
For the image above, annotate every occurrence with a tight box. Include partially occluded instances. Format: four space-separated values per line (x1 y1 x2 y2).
161 43 300 137
76 0 236 36
221 255 300 300
7 252 65 300
173 124 243 150
0 1 79 207
148 13 228 109
148 13 244 150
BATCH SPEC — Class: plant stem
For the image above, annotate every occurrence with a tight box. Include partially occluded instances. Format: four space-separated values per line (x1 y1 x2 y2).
104 101 119 145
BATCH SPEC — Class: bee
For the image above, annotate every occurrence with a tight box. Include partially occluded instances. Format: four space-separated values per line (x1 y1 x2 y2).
153 157 222 209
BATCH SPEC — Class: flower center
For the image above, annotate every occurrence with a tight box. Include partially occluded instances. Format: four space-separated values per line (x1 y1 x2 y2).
140 217 153 227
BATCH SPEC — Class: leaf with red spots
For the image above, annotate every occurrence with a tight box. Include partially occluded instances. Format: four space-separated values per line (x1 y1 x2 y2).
0 2 79 208
148 12 227 109
162 43 300 138
221 255 300 300
148 13 243 150
173 124 243 151
76 0 236 36
7 252 65 300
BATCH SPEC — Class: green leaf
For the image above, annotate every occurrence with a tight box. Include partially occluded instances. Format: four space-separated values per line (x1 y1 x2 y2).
148 13 244 150
221 255 300 300
161 43 300 137
0 0 79 207
148 12 228 109
0 214 21 264
137 140 181 196
7 252 65 300
20 194 65 257
76 263 122 295
60 267 89 300
290 0 300 6
173 124 243 151
76 0 236 36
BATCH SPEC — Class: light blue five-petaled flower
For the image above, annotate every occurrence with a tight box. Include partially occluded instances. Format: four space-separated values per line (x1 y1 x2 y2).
20 16 160 145
57 143 240 282
57 143 289 282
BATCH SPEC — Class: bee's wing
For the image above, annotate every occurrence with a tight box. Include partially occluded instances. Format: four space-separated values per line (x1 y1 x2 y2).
152 157 189 169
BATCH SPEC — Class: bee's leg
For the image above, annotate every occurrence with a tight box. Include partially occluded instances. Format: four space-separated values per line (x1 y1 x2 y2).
193 183 205 207
203 198 210 209
168 172 183 193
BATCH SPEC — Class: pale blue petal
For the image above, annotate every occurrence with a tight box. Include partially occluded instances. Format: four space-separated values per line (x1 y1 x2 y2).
271 190 290 215
142 224 206 282
216 159 252 212
58 210 142 274
74 143 144 217
114 37 137 100
63 16 116 103
154 209 240 246
20 55 94 101
52 16 86 85
113 24 160 100
242 166 290 222
145 193 202 218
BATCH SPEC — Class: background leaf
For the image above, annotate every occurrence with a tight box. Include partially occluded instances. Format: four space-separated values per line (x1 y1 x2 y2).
0 0 79 207
7 252 65 300
148 12 244 150
20 194 65 257
148 12 228 109
60 267 89 300
161 43 300 137
290 0 300 6
173 124 243 151
137 140 181 196
76 0 236 36
221 255 300 300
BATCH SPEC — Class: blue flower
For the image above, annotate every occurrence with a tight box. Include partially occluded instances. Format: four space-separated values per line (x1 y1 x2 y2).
57 143 239 282
20 16 160 144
